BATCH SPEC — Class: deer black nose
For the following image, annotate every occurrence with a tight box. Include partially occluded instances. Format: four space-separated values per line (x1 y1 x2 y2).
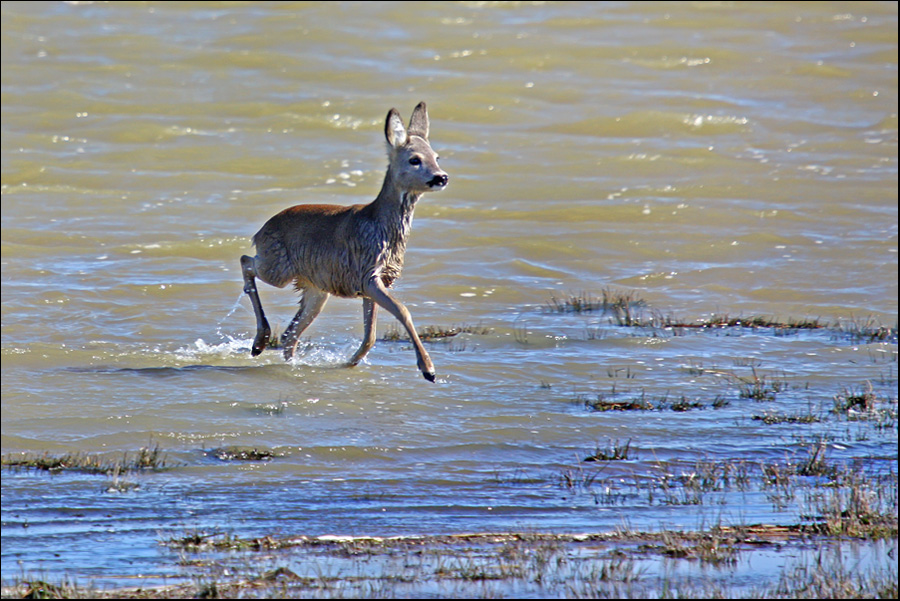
428 174 448 188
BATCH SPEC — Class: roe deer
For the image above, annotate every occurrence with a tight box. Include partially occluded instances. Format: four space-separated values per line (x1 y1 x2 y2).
240 102 448 382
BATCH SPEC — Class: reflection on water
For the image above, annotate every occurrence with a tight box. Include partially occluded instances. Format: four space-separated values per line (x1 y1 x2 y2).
1 0 896 589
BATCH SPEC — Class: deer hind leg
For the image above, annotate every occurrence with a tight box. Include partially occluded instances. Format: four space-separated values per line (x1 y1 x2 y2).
241 255 271 356
364 278 435 382
281 287 329 361
347 297 377 367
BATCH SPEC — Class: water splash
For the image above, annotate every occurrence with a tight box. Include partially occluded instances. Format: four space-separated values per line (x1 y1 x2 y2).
174 335 355 369
175 336 251 361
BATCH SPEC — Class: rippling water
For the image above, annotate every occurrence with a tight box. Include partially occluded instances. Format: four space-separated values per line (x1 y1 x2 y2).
2 0 897 589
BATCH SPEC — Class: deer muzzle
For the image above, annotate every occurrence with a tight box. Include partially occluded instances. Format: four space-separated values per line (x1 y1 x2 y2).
427 174 449 189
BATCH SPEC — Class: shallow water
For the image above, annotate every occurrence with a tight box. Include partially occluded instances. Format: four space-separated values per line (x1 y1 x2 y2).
1 0 897 589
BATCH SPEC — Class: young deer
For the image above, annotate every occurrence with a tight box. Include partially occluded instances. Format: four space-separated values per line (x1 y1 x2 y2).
240 102 448 382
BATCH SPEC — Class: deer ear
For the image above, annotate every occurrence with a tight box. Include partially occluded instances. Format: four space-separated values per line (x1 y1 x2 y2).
407 101 429 139
385 108 407 148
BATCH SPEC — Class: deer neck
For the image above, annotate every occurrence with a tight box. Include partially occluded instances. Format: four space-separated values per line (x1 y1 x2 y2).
370 167 420 243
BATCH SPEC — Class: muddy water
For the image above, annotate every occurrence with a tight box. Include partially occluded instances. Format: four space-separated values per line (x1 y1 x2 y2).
1 1 897 589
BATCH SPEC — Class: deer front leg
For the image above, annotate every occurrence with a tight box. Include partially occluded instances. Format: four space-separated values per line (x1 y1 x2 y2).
240 255 271 356
364 278 435 382
347 297 377 367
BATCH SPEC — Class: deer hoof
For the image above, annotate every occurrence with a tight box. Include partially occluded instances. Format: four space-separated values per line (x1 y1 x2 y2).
251 339 267 356
423 371 436 383
251 326 270 356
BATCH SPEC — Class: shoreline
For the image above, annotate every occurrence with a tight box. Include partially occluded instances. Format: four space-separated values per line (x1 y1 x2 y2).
5 522 896 599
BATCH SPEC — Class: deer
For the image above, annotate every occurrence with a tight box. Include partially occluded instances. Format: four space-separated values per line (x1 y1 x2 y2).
240 102 448 382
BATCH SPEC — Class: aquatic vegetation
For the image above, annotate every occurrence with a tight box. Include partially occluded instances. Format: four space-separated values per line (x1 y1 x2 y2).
752 411 821 425
583 438 632 462
206 446 277 462
833 317 899 345
730 368 789 401
2 444 172 476
8 525 896 598
583 394 654 412
833 381 879 414
641 530 739 566
542 289 898 345
545 287 647 326
4 425 896 598
3 294 895 596
381 322 492 342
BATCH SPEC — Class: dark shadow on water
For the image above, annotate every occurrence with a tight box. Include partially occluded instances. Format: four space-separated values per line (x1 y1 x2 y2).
64 364 287 378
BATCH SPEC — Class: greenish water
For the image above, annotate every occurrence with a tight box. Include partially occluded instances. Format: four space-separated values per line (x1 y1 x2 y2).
1 0 896 591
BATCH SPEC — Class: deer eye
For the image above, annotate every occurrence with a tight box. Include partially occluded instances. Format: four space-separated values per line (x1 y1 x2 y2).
409 157 421 166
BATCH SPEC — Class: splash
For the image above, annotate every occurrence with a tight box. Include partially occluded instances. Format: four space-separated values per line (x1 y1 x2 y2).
207 292 357 367
175 335 356 369
174 336 251 361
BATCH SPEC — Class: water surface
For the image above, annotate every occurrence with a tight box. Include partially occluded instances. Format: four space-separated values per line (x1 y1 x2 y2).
1 0 897 589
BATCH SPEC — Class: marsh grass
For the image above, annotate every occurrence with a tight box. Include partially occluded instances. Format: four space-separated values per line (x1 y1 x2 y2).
6 442 896 598
2 445 175 496
263 326 284 349
584 439 633 462
545 288 647 326
559 462 602 490
774 547 899 599
647 457 752 507
13 579 73 600
796 441 835 478
1 444 172 476
833 382 879 414
578 354 833 419
834 316 899 344
583 393 654 412
731 368 789 401
246 401 288 416
753 411 822 425
206 446 277 462
582 389 727 413
165 531 291 552
544 290 604 314
643 530 740 566
381 323 492 342
104 465 142 494
5 296 896 598
11 526 896 599
550 440 897 537
668 395 705 411
542 290 898 348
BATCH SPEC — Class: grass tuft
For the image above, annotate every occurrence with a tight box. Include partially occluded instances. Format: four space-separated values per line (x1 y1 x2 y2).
752 411 821 425
833 382 879 414
545 288 647 325
2 444 173 476
583 395 654 412
584 439 633 462
207 446 277 462
382 323 491 342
